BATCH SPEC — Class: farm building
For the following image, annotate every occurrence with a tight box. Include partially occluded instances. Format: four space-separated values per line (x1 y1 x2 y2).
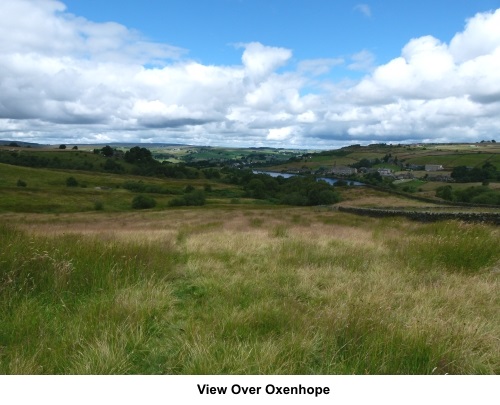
330 166 357 176
425 164 444 171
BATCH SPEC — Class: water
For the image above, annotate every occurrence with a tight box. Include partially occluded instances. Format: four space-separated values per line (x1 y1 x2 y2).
253 171 364 186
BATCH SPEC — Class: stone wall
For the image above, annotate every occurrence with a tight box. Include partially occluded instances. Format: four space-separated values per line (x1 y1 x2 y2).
337 206 500 225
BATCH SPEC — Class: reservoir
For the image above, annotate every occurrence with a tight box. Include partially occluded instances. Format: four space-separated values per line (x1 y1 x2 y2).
253 171 364 186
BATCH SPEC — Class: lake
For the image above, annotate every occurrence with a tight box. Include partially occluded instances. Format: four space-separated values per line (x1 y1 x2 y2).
253 171 364 186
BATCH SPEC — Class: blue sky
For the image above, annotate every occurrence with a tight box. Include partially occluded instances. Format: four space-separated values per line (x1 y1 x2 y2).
62 0 499 76
1 0 500 148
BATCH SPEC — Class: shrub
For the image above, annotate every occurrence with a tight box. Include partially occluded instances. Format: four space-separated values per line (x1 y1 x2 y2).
66 177 79 187
168 190 206 207
103 159 124 173
132 195 157 209
16 179 27 187
94 201 104 211
184 190 206 206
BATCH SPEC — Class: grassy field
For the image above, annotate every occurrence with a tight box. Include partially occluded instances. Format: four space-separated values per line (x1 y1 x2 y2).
1 144 499 375
268 143 500 172
1 207 498 374
0 163 242 213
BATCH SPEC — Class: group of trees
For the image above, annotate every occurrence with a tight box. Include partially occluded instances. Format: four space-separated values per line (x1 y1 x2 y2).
436 185 500 205
451 162 499 182
223 169 341 206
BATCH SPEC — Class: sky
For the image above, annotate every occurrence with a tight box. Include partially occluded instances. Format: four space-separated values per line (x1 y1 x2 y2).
1 0 500 148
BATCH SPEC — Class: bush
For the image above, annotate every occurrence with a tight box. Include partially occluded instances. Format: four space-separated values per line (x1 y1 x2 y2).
436 185 453 201
94 200 104 211
16 179 27 187
103 159 124 173
168 190 206 207
132 195 157 209
66 177 79 187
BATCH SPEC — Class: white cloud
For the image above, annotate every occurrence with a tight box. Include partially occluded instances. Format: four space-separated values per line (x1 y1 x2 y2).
0 0 185 63
449 8 500 63
1 1 500 148
267 126 295 141
297 111 317 123
354 4 372 18
348 50 376 72
240 42 292 81
298 58 344 76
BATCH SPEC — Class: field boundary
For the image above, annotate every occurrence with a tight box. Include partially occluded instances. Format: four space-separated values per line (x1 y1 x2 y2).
337 205 500 225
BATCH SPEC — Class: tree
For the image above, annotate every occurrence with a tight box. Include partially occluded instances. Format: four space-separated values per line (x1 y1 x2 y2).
59 144 66 149
450 166 469 181
246 178 267 199
101 145 114 157
436 185 453 201
72 145 78 150
124 146 155 165
481 162 497 180
103 159 124 173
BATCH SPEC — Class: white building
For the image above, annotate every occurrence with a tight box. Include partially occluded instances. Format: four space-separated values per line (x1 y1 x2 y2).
425 164 444 171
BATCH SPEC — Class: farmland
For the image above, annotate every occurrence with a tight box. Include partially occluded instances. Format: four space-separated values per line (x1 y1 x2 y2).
0 142 499 374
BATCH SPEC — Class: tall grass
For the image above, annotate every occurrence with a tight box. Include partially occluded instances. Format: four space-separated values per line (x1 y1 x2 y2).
0 209 498 374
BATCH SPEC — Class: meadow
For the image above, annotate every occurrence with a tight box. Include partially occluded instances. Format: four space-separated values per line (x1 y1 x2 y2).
1 207 498 374
1 144 499 374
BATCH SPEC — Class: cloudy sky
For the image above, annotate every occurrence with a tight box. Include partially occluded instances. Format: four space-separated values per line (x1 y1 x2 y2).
1 0 500 148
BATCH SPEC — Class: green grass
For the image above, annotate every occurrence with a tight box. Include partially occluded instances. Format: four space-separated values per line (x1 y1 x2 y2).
403 153 500 168
1 209 498 374
0 163 239 213
0 148 138 173
1 145 499 374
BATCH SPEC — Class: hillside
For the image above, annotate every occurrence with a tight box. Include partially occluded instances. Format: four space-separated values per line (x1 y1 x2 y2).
1 142 500 213
0 142 499 375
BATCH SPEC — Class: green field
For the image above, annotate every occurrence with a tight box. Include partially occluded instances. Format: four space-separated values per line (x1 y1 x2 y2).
403 153 500 168
1 208 499 374
0 143 499 375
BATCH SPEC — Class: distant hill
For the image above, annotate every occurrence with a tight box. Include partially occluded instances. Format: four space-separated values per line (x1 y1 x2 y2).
75 142 190 148
0 140 46 148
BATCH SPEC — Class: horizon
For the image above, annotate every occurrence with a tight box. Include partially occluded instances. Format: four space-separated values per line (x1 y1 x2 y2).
2 139 498 152
1 0 500 148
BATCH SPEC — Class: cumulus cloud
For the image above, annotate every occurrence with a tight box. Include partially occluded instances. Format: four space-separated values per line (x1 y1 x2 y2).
240 42 292 81
449 8 500 63
1 1 500 148
0 0 184 63
267 126 295 141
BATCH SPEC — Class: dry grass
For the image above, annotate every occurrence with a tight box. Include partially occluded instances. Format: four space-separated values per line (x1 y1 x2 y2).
1 207 499 374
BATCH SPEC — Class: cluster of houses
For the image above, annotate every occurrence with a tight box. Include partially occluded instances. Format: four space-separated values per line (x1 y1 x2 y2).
328 163 451 181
